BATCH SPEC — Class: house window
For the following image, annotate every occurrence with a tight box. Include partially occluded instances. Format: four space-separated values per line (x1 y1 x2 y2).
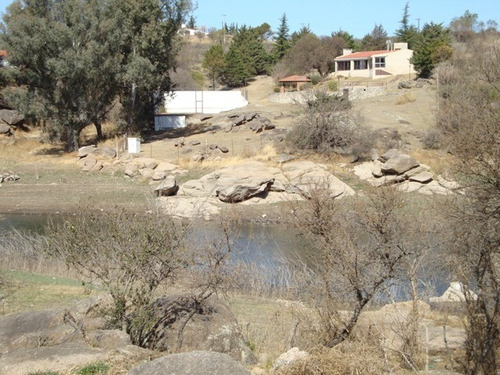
337 61 350 71
354 60 368 70
375 57 386 68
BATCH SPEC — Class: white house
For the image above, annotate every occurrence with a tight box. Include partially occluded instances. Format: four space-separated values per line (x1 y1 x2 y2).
334 43 415 79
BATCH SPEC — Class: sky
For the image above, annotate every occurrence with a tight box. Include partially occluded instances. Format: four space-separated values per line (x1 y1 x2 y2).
194 0 499 38
0 0 497 39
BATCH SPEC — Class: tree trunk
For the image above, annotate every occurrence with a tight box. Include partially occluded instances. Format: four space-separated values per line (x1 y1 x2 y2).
94 121 103 140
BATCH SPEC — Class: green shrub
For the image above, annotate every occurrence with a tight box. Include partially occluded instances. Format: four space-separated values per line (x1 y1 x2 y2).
310 74 322 85
273 86 281 93
327 80 338 91
76 362 109 375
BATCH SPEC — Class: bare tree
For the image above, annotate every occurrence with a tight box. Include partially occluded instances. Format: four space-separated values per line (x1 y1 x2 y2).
290 186 418 348
45 207 190 332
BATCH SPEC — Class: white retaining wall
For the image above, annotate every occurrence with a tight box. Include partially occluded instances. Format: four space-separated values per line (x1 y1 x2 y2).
162 91 248 114
154 115 186 130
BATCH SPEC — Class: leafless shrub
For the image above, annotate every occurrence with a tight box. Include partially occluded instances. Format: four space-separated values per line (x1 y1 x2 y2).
436 35 500 374
44 207 190 332
287 91 374 156
422 128 442 149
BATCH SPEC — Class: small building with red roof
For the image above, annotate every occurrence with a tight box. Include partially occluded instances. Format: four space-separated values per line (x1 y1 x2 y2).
334 43 415 79
278 75 311 92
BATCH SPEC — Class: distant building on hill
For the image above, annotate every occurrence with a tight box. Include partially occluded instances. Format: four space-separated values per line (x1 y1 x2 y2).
334 43 415 79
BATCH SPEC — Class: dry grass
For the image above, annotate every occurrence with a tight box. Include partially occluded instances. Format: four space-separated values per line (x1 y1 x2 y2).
409 149 453 176
396 91 416 105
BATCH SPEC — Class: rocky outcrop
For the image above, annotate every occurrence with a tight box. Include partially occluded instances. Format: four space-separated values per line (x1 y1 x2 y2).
128 351 251 375
0 173 20 183
353 149 457 195
0 298 151 375
429 282 477 303
157 160 354 219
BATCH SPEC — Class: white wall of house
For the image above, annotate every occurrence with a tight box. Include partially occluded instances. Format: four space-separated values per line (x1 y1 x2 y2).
382 48 414 78
161 91 248 114
334 44 415 80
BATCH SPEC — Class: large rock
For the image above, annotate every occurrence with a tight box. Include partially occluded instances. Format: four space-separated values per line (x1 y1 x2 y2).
78 145 97 158
0 303 150 375
0 109 24 125
155 175 178 196
0 123 11 134
216 177 275 203
429 282 477 303
128 351 251 375
381 152 419 175
270 347 309 375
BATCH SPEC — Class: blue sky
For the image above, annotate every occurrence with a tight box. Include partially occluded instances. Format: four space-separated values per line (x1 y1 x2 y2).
194 0 499 38
0 0 498 38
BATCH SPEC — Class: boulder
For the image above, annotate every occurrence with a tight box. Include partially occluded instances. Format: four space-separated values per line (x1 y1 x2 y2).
0 123 11 134
219 146 229 153
128 351 251 375
381 154 419 175
430 282 477 303
0 109 24 125
152 170 166 181
89 161 103 172
409 171 433 183
139 168 155 180
78 145 97 158
81 156 98 171
216 177 275 203
270 347 309 375
380 148 402 162
96 146 116 159
398 81 412 89
155 175 178 196
190 140 201 146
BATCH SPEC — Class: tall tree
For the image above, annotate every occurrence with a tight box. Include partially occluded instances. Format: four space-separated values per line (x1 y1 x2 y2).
411 22 452 78
1 0 123 149
290 25 313 46
272 13 290 61
361 24 389 51
275 33 345 78
0 0 191 150
113 0 192 134
332 29 357 50
449 10 480 43
202 44 225 90
395 1 419 49
222 24 271 86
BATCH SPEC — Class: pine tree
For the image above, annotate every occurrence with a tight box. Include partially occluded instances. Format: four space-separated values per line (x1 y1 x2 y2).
411 22 452 78
202 44 225 90
395 2 419 49
272 13 291 61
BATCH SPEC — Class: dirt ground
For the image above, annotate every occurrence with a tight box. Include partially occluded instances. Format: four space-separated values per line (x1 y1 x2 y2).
0 74 439 215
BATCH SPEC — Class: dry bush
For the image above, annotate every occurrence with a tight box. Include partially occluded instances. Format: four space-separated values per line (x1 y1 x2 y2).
421 128 442 149
286 91 373 156
436 35 500 375
396 91 416 105
279 338 398 375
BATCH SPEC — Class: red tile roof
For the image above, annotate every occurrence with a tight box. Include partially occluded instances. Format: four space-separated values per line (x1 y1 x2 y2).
279 75 311 83
0 50 8 58
335 50 395 61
